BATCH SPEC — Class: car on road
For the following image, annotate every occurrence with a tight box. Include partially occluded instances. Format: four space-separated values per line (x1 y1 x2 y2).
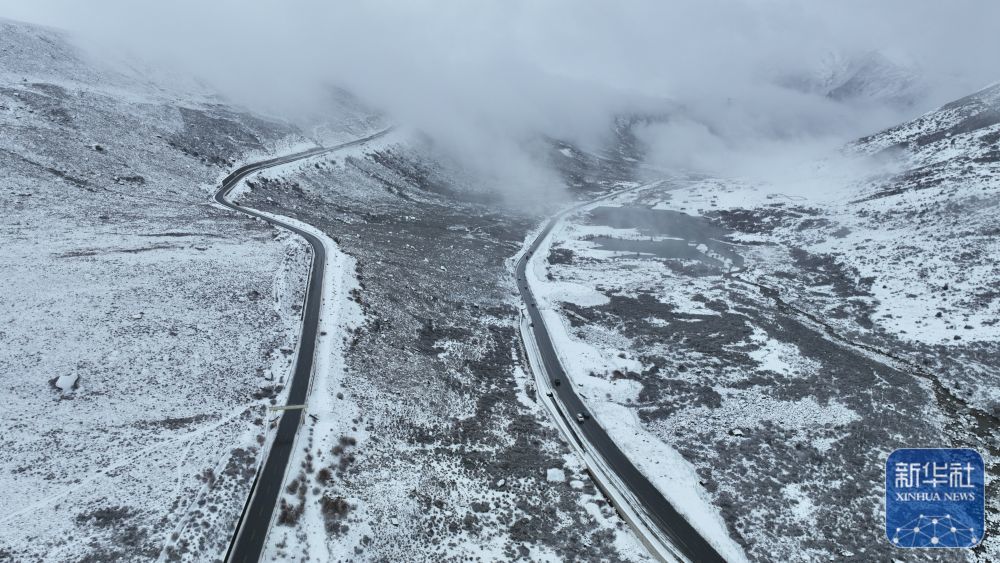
554 378 561 386
576 413 585 423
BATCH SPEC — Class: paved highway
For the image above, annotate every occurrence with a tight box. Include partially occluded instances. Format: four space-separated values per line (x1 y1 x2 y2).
516 192 727 563
214 129 391 563
214 132 722 561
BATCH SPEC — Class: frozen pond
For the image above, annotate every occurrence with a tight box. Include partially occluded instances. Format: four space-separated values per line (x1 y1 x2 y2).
586 206 744 269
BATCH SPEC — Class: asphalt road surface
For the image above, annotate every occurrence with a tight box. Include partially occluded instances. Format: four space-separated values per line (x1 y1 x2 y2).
215 129 390 563
516 199 727 563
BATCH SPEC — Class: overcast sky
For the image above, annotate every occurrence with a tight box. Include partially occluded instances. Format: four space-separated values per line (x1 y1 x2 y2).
4 0 999 181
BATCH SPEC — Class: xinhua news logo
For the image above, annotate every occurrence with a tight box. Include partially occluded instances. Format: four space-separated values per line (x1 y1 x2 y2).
885 448 985 548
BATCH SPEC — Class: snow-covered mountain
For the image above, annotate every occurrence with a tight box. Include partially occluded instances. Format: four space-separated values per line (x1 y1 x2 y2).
853 80 1000 153
782 50 926 109
2 9 998 563
0 17 652 563
0 17 382 561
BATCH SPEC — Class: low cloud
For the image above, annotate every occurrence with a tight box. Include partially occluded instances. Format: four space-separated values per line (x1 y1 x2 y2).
5 0 999 187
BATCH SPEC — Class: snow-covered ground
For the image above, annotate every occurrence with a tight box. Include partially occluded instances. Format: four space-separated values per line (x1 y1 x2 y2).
4 11 996 562
0 18 652 560
524 192 748 562
0 19 379 561
528 84 999 561
223 151 373 562
237 138 655 561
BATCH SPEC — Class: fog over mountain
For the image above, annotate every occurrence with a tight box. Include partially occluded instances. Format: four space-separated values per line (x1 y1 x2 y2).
3 2 1000 561
4 0 999 186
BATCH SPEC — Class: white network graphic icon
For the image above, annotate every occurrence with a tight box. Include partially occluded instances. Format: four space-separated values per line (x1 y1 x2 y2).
891 514 979 548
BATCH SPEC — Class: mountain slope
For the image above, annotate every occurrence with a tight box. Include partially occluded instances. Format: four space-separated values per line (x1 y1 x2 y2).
0 19 379 562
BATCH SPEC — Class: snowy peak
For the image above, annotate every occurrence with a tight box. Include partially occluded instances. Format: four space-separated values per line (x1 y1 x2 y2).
781 50 925 109
826 51 923 105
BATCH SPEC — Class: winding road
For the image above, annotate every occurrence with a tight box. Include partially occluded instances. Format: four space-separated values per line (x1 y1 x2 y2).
214 129 390 563
516 189 727 563
212 131 720 561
